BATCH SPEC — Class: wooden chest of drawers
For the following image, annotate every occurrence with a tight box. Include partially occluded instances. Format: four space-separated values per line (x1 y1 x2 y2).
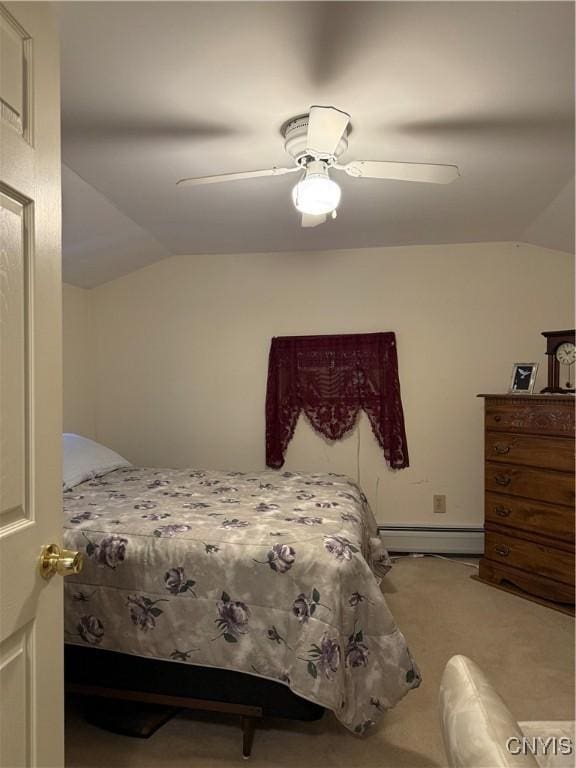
477 394 575 614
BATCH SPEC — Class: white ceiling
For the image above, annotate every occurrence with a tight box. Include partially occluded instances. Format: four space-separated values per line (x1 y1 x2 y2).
59 2 575 287
62 165 171 286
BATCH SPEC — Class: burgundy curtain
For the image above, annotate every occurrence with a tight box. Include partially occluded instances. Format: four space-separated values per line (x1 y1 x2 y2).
265 332 409 469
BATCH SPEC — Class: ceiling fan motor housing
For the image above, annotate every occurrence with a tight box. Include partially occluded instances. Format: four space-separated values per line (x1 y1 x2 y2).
282 114 350 165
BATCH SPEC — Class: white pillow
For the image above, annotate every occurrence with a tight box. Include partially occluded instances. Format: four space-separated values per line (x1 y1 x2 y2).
63 433 132 490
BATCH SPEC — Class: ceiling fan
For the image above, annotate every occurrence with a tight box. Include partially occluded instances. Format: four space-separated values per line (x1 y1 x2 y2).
177 106 460 228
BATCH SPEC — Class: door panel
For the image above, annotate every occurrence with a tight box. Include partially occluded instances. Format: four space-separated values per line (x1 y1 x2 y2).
0 3 28 137
1 192 30 529
0 3 63 766
0 623 33 768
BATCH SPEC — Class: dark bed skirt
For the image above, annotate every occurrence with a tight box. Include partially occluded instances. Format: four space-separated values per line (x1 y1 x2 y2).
65 645 325 722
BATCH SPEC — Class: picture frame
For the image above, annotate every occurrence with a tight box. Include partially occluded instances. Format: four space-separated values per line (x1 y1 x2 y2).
509 362 539 394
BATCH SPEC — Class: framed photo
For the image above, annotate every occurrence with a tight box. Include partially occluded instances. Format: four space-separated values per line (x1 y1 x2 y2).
509 362 539 394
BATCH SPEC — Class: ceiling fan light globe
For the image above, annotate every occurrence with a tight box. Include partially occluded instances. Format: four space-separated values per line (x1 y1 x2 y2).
291 176 341 216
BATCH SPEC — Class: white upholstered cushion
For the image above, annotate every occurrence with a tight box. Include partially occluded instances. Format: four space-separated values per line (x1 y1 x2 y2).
439 655 540 768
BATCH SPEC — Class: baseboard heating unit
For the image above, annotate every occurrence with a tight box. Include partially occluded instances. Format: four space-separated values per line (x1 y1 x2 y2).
378 524 484 555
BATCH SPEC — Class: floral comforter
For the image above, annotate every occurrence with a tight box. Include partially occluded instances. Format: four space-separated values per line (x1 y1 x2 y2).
63 467 420 733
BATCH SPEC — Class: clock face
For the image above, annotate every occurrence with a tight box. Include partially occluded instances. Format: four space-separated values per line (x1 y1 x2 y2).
556 342 576 365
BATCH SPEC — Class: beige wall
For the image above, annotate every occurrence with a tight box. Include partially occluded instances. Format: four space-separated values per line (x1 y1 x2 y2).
63 242 574 525
62 283 95 438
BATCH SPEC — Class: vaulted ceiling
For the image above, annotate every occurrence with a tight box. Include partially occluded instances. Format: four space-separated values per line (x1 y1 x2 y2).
59 2 575 287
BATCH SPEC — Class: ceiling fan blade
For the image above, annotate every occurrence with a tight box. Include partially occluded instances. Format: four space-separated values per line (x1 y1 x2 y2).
301 213 326 228
177 166 299 187
336 160 460 184
306 106 350 157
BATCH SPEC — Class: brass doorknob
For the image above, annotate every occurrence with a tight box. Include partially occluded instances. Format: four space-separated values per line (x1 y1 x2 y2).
39 544 83 580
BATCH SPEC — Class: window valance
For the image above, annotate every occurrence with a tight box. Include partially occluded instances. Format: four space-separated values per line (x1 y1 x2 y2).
265 332 409 469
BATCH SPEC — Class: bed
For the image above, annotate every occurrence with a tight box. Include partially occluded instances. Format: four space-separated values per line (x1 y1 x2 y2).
62 436 420 749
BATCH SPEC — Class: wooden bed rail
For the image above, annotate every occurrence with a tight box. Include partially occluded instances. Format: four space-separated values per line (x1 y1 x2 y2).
66 682 263 758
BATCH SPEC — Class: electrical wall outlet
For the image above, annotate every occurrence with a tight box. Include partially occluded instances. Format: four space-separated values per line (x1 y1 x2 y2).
433 495 446 514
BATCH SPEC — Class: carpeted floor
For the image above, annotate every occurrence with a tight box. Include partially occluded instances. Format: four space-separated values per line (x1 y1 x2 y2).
65 556 575 768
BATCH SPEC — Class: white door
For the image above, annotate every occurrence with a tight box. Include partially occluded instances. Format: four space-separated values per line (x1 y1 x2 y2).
0 3 65 766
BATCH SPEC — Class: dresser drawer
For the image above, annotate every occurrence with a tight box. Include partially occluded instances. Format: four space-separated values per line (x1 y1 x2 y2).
485 431 575 471
485 400 575 438
484 531 574 585
485 492 574 542
485 461 575 506
478 559 575 606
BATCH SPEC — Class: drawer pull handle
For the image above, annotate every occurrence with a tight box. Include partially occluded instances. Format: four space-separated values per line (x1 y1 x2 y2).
493 415 502 422
495 545 510 557
495 474 512 486
495 506 511 517
494 442 510 455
